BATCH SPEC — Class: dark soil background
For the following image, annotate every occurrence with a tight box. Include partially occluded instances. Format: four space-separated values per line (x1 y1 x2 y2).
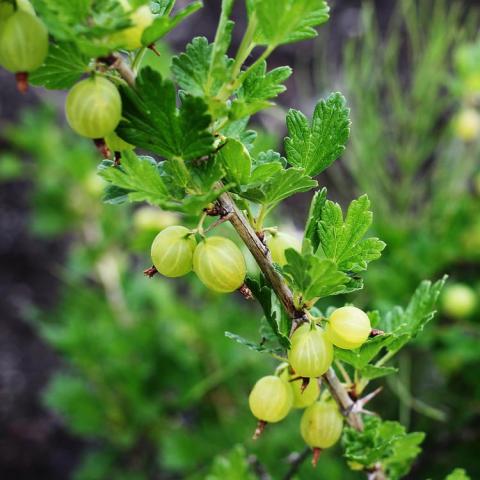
0 1 475 478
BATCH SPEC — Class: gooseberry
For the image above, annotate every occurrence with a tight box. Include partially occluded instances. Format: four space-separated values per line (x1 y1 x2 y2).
300 399 343 449
280 369 320 409
0 10 48 76
267 231 302 266
133 206 178 232
65 76 122 139
454 108 480 142
326 306 371 350
442 283 477 319
288 323 333 378
151 225 197 278
109 0 154 50
193 236 246 293
248 375 293 423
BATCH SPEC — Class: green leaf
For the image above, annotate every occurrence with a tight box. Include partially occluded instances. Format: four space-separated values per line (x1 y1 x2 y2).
240 158 317 207
304 187 327 250
334 333 393 369
445 469 471 480
142 1 203 46
250 0 330 47
29 42 90 90
342 416 425 480
224 332 278 355
117 67 215 161
98 152 169 205
216 138 252 185
172 36 232 98
206 445 256 480
285 93 350 176
359 364 397 380
381 277 447 354
282 249 358 303
318 195 386 273
230 61 292 119
246 275 290 349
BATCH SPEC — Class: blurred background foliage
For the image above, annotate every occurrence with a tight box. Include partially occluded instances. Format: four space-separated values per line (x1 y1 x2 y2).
1 0 480 479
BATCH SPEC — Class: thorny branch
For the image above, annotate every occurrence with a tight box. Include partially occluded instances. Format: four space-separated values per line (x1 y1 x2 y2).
111 54 387 479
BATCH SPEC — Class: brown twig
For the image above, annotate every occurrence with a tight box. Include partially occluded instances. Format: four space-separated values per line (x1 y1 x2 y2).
283 448 310 480
111 54 380 475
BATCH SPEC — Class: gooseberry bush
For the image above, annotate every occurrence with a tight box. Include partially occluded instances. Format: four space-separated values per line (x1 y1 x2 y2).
0 0 462 478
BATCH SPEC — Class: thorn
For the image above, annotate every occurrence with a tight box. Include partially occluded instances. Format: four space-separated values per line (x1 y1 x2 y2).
239 283 253 300
312 447 322 467
300 377 310 394
370 329 385 337
357 386 383 408
350 387 383 415
15 72 29 94
93 138 111 159
148 43 161 56
114 151 122 166
252 420 266 440
256 230 265 243
144 266 158 278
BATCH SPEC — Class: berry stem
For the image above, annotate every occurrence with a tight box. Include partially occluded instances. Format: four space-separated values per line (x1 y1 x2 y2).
15 72 29 94
252 420 266 440
312 447 322 467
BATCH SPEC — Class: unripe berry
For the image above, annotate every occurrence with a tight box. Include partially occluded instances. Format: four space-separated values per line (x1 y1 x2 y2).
288 324 333 378
248 375 293 423
267 231 302 266
193 236 246 293
326 306 371 350
280 369 319 409
300 400 343 449
65 77 122 139
442 283 477 319
133 206 178 232
151 226 196 277
109 0 154 50
454 108 480 142
0 10 48 73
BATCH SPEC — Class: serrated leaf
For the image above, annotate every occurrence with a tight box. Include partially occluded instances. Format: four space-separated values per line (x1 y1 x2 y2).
29 42 90 90
142 1 203 45
172 35 232 99
285 92 350 176
246 275 290 349
240 162 317 206
216 138 251 185
282 249 358 303
224 332 277 355
231 61 292 119
117 67 215 161
359 364 397 380
304 187 327 250
206 445 256 480
445 469 471 480
380 277 446 354
250 0 330 46
98 152 169 204
342 416 424 480
334 333 393 369
318 195 385 273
